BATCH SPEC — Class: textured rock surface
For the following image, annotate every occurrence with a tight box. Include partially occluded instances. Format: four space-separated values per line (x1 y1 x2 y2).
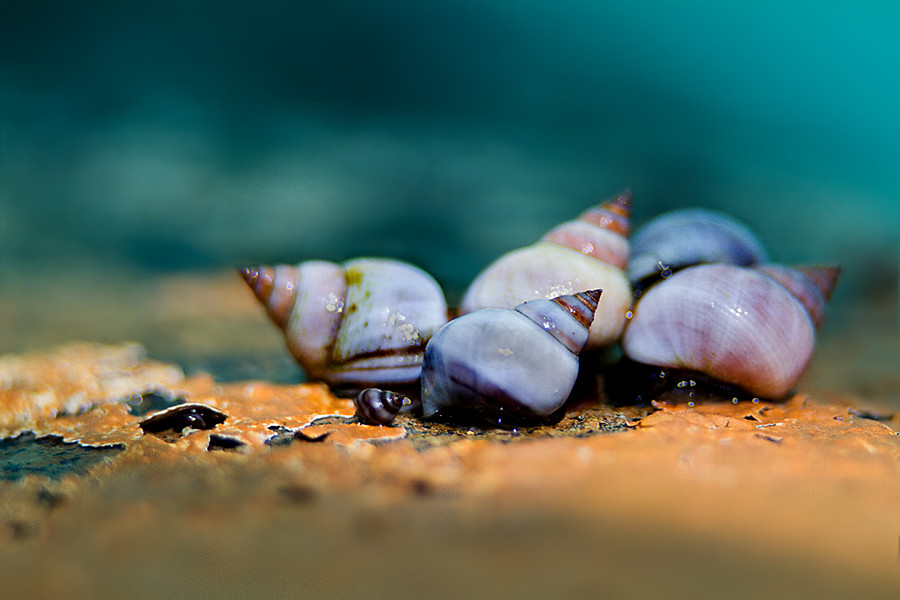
0 342 898 599
0 269 898 598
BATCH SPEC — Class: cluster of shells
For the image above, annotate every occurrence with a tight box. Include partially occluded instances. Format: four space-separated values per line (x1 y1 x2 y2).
242 191 839 427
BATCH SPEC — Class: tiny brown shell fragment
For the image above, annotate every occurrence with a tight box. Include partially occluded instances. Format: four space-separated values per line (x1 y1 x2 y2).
354 388 410 425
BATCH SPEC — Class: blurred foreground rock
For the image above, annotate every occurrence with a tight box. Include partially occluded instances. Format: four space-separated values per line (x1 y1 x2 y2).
0 342 898 599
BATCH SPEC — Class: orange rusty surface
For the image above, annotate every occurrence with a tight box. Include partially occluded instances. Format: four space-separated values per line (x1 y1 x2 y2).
0 343 183 427
1 343 898 598
1 344 405 461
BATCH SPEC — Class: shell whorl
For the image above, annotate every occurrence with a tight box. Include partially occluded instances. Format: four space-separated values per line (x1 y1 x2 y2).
354 388 410 425
793 265 841 301
579 190 631 236
755 264 841 328
241 265 299 328
541 190 632 269
513 289 602 353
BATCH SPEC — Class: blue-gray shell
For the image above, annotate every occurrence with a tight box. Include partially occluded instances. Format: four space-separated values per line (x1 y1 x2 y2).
420 290 600 425
628 208 769 285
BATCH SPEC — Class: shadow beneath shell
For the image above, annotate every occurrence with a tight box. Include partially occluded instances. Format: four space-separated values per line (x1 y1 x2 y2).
601 356 772 407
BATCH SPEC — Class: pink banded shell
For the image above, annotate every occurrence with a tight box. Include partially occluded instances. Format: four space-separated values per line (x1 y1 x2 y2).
460 191 632 350
541 194 631 270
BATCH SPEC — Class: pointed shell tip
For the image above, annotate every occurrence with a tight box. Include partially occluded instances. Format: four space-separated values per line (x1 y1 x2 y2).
614 189 632 209
239 266 260 286
581 288 602 305
572 288 602 316
797 265 841 301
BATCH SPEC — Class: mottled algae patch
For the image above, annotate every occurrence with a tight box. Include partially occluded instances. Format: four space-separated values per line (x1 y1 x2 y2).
1 343 899 599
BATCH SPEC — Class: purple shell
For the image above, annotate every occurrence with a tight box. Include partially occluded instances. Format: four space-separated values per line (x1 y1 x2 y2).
421 290 601 425
622 263 837 398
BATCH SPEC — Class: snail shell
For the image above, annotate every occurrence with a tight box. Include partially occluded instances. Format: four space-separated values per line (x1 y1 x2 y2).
628 208 769 287
459 192 631 350
242 258 448 387
421 289 602 426
354 388 411 425
621 263 840 398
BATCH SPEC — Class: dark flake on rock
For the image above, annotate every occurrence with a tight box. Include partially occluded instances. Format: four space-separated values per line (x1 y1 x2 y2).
207 435 246 452
139 404 227 441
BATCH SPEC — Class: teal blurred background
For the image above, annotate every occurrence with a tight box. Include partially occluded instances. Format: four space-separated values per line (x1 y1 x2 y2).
1 1 897 386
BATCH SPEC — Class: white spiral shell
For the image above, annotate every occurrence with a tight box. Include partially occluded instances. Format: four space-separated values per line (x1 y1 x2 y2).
242 258 448 387
421 289 602 425
621 263 839 398
460 192 632 350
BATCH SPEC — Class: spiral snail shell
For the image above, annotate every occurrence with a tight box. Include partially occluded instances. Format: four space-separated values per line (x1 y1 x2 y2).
421 289 602 426
242 258 448 387
354 388 411 425
628 208 770 288
621 263 840 398
460 192 632 350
